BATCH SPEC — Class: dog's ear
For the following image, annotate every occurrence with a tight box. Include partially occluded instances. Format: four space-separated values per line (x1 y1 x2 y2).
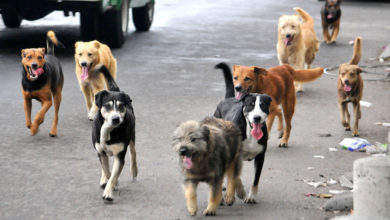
201 126 210 143
95 90 108 109
21 49 26 58
74 41 81 49
262 94 272 106
39 48 45 54
93 40 101 49
356 67 362 75
233 65 240 72
253 67 267 75
120 92 133 108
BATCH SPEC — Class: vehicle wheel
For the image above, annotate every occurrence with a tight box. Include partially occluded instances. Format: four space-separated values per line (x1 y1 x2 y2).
103 0 129 48
132 2 154 32
80 10 102 41
2 8 22 28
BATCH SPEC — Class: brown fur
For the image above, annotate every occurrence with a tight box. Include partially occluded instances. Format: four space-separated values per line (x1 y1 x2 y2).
277 7 320 92
21 41 63 137
232 64 323 147
74 40 117 120
321 0 341 44
337 37 363 136
173 117 244 216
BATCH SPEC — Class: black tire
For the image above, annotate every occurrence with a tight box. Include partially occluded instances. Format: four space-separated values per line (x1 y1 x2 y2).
103 0 129 48
80 9 102 41
2 8 22 28
132 2 154 32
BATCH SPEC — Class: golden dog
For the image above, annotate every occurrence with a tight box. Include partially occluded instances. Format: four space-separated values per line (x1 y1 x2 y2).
74 40 117 120
277 7 320 92
233 64 323 147
337 37 363 136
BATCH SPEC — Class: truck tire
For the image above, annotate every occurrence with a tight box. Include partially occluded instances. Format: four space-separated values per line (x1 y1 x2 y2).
2 8 22 28
103 0 129 48
80 10 102 41
132 2 154 32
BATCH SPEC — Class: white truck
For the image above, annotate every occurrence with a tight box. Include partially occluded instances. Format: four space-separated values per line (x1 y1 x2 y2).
0 0 154 47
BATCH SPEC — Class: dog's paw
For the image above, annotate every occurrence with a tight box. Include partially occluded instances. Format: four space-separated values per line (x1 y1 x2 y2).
278 143 288 148
102 195 113 203
277 130 284 139
244 194 257 204
203 208 216 216
30 124 39 136
49 133 57 137
26 122 32 129
188 209 197 216
352 132 359 137
345 127 351 131
224 195 235 206
88 110 97 121
219 197 224 206
102 191 114 202
100 183 107 189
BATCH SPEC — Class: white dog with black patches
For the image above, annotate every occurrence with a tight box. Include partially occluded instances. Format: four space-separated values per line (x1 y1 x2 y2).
91 65 137 202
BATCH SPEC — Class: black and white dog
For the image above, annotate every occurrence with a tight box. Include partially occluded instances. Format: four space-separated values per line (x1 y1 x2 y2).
214 63 271 204
92 65 137 202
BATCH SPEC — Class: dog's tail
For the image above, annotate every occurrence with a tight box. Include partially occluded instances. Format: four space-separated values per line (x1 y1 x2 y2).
215 62 235 98
294 7 314 29
46 30 65 55
349 36 362 65
93 64 120 92
292 67 324 83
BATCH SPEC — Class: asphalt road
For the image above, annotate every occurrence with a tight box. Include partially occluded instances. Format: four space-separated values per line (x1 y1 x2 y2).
1 0 390 219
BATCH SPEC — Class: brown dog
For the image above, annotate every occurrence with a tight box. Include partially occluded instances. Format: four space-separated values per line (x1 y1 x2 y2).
233 64 323 147
277 7 320 92
21 31 64 136
74 40 117 120
321 0 341 44
337 36 363 136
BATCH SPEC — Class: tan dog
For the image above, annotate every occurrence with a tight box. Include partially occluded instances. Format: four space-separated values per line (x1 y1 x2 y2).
74 40 117 120
233 64 323 147
277 7 320 92
337 37 363 136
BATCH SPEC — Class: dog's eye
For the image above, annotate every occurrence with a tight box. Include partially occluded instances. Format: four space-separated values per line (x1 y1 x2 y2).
190 137 196 142
88 53 92 57
233 76 238 80
244 77 251 81
37 56 43 60
27 56 32 59
291 25 295 29
78 53 82 56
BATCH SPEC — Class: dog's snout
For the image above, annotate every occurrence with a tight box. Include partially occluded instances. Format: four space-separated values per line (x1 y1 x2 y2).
31 62 38 69
235 85 242 92
344 79 349 85
111 116 120 125
81 61 87 67
179 146 188 156
286 33 292 38
253 116 261 123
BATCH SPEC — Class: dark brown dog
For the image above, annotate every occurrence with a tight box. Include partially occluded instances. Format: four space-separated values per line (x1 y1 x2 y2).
321 0 341 44
337 36 363 136
172 117 244 216
21 31 64 136
232 64 323 147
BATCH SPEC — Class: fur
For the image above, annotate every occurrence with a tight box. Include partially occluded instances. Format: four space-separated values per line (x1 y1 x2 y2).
277 7 320 92
21 30 64 137
337 36 363 136
321 0 342 44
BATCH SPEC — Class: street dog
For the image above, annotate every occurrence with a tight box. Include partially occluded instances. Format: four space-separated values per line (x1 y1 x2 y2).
277 7 320 92
321 0 341 44
74 40 117 120
21 30 64 137
214 63 271 203
232 64 323 148
337 36 363 137
172 117 243 216
91 64 137 202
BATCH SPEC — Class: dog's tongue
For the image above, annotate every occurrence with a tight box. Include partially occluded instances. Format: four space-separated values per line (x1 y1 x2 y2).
284 38 292 46
344 84 352 92
183 156 192 169
81 67 89 81
327 14 333 19
251 123 263 140
236 92 243 100
32 68 44 76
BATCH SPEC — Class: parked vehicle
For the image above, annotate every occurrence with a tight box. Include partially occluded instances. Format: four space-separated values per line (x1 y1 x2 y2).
0 0 155 48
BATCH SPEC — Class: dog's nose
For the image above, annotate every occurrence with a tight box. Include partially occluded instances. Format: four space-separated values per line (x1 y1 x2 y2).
344 80 349 85
235 85 242 92
31 63 38 69
81 61 87 67
253 116 261 123
286 33 292 38
179 146 188 156
111 116 120 125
